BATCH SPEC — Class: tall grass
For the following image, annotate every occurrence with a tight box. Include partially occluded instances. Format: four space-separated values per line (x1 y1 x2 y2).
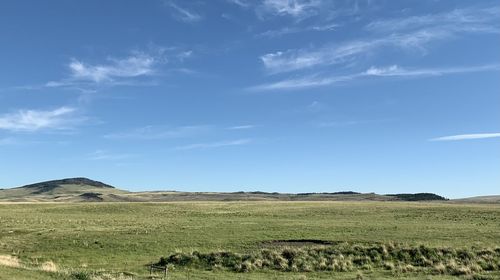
157 243 500 276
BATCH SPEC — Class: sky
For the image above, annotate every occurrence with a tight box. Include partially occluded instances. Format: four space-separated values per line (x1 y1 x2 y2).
0 0 499 198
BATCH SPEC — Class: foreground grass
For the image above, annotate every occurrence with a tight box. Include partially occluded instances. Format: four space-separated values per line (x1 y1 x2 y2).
0 201 499 279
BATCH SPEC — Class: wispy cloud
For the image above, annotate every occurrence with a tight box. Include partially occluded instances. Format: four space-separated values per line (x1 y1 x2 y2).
104 125 211 140
306 100 327 113
174 138 252 150
251 64 500 90
260 6 500 74
260 0 322 18
250 72 357 90
85 150 136 161
364 64 500 77
46 52 160 89
315 119 385 128
0 107 82 132
366 6 500 33
227 0 251 8
67 53 156 83
227 125 256 130
40 47 193 92
257 22 338 38
430 133 500 141
260 29 461 74
167 1 202 23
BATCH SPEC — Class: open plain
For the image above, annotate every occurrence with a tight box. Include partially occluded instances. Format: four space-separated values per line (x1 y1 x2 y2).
1 201 499 279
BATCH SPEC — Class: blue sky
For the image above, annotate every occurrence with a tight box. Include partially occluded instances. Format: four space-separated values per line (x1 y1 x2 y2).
1 0 499 198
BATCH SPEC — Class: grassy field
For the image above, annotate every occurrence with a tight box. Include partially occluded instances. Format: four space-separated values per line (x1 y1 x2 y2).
0 201 499 279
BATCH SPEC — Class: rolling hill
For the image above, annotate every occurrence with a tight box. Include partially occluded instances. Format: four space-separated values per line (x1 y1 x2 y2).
453 195 500 203
0 177 453 202
0 177 128 202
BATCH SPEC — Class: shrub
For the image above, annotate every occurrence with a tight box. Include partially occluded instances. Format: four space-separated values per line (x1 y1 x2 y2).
71 272 91 280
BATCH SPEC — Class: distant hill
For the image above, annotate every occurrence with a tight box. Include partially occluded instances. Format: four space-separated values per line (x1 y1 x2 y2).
453 195 500 204
0 177 126 202
21 177 115 192
0 177 463 203
387 193 448 201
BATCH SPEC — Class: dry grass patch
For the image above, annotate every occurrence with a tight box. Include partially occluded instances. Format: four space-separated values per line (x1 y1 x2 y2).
40 261 57 272
0 255 21 268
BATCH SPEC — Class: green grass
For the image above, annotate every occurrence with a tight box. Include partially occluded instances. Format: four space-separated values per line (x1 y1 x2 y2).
0 201 499 279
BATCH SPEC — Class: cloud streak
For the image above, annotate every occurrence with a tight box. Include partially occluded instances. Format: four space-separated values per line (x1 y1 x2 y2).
364 64 500 77
257 22 338 38
67 53 156 83
260 6 500 74
260 0 322 18
250 64 500 90
227 125 256 130
366 6 500 33
45 52 160 89
0 107 81 132
260 28 475 74
104 125 212 140
168 2 202 23
85 150 136 161
41 47 192 92
227 0 250 8
430 133 500 141
174 138 252 151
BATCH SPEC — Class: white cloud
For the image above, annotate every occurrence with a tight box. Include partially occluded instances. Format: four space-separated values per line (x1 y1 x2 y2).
364 64 500 77
39 48 196 91
250 73 358 90
306 100 327 113
261 0 322 18
251 64 500 90
260 6 500 74
227 125 256 130
104 125 211 140
430 133 500 141
258 22 338 38
0 107 80 132
364 65 400 76
260 29 453 74
39 46 196 92
315 119 386 128
174 138 252 150
168 2 202 23
86 150 136 161
260 50 322 74
68 53 157 83
227 0 251 8
176 50 193 61
366 6 500 33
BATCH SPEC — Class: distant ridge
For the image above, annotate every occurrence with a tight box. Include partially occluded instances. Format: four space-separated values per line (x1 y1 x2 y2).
0 177 468 203
387 193 448 201
20 177 115 190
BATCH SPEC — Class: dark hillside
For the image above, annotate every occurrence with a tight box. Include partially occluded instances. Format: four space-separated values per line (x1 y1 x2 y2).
388 193 448 201
20 177 115 189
